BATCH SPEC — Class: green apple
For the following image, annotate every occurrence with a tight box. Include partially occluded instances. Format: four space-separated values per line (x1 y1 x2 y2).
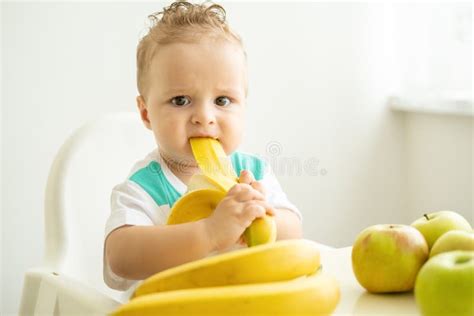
430 230 474 258
243 215 277 247
411 210 472 249
351 224 429 293
415 250 474 316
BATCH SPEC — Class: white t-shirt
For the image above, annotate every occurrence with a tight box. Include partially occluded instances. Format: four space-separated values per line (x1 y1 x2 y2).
103 148 302 299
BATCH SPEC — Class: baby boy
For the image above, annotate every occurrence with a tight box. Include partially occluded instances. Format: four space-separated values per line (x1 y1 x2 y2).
104 0 303 295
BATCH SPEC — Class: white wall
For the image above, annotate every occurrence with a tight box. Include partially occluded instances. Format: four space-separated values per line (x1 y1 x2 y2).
0 3 3 314
1 2 471 315
237 2 408 245
404 113 473 223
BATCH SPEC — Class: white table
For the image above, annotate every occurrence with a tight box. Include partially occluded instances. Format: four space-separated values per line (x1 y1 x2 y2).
319 246 420 315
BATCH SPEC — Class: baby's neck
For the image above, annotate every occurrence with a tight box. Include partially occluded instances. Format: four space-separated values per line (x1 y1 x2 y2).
159 151 200 185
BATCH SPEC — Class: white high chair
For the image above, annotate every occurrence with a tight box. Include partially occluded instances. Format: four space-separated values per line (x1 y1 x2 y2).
19 112 156 316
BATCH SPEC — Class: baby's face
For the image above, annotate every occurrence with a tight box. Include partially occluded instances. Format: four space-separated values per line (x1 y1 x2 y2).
138 38 247 167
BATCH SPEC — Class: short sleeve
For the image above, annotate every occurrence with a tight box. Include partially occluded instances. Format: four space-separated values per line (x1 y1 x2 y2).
259 163 302 221
104 180 162 238
103 180 165 291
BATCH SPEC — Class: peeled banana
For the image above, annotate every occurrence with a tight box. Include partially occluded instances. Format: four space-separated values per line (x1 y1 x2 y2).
168 137 276 247
133 239 320 298
189 137 238 188
113 271 340 316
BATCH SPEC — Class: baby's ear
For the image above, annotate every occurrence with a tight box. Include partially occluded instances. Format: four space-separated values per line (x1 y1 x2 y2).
136 95 152 130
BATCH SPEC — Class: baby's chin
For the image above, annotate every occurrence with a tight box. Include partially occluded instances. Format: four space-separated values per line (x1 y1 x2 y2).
159 146 196 167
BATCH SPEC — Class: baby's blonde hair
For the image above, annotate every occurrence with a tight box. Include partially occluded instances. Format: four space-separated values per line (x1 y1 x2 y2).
136 0 245 97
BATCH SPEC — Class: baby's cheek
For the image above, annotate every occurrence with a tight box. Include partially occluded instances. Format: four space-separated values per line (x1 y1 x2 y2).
221 120 244 152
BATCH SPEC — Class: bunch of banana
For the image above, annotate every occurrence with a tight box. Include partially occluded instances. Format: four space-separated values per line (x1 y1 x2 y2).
167 137 276 247
112 239 340 315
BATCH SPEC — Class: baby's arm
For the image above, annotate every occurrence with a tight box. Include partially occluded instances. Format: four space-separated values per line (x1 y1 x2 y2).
272 208 303 239
105 220 213 280
106 183 272 281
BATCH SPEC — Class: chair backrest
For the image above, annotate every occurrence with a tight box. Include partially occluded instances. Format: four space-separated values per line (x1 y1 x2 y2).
43 112 156 300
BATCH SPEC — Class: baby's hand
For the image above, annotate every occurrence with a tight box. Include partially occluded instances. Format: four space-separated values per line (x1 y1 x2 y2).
237 170 271 246
203 183 274 252
238 170 266 197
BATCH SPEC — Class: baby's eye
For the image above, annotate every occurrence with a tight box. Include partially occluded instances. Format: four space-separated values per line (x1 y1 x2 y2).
215 96 231 107
171 96 190 106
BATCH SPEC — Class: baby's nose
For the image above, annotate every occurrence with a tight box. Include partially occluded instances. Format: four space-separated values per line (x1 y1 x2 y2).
191 104 216 125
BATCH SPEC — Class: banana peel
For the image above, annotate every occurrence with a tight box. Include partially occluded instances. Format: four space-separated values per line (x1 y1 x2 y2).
243 215 277 247
185 173 223 193
166 189 226 224
167 137 276 247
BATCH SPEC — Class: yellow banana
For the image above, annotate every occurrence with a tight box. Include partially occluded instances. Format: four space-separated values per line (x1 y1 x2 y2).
186 173 223 192
168 137 276 247
112 271 340 316
133 239 320 298
166 189 226 225
189 137 238 187
243 215 277 247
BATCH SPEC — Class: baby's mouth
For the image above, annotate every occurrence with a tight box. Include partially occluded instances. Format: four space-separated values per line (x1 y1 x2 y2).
188 136 220 141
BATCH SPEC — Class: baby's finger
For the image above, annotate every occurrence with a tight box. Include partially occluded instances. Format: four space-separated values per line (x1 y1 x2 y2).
244 203 266 221
238 170 255 185
234 185 265 202
250 181 266 197
259 201 275 216
265 206 276 216
227 183 243 195
248 200 276 217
